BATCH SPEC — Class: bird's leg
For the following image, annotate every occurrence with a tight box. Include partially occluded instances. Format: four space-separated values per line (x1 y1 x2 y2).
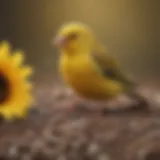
66 94 92 112
72 97 101 112
69 95 138 113
69 96 108 112
55 88 96 112
67 91 149 113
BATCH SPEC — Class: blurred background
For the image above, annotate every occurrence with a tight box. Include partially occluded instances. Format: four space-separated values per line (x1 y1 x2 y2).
0 1 160 160
0 0 159 83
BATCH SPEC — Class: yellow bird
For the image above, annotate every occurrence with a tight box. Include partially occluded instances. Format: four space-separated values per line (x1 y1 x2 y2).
54 22 147 110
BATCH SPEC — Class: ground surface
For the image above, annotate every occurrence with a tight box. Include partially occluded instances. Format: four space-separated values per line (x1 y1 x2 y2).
0 82 160 160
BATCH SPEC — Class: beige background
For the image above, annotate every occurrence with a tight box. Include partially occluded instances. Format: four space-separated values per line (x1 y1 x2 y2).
0 0 159 83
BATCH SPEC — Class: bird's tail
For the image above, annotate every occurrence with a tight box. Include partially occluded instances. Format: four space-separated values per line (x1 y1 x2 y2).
120 75 148 108
125 84 148 109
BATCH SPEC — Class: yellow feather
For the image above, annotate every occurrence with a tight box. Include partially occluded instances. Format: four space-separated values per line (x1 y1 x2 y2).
55 22 144 104
59 52 123 99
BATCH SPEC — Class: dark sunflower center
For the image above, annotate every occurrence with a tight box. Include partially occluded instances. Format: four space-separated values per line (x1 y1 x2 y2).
0 73 9 103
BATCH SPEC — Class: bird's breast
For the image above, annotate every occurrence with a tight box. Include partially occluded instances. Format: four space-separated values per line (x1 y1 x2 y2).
59 55 108 99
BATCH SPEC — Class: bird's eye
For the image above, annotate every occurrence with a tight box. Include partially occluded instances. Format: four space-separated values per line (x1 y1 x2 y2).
68 33 78 40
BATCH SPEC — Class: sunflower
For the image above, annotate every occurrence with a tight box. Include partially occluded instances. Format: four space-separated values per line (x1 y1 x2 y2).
0 41 33 120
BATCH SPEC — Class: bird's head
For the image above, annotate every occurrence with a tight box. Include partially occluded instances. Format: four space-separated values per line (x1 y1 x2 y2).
54 22 95 53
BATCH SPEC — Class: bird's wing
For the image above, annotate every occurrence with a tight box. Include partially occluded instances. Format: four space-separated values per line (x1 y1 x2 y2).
91 50 135 87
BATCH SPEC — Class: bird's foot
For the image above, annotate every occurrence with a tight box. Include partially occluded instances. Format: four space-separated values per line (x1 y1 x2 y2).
68 98 107 113
65 96 92 113
66 94 149 114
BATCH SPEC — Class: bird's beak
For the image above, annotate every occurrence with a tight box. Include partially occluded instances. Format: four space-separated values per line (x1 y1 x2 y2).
54 35 67 48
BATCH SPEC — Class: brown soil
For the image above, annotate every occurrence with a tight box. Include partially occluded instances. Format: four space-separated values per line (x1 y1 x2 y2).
0 83 160 160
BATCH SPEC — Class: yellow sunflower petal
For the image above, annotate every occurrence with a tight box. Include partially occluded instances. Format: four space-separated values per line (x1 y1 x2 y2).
28 96 34 105
25 83 33 91
21 66 33 77
12 50 25 66
0 107 14 120
0 41 11 59
13 107 28 118
0 40 34 121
